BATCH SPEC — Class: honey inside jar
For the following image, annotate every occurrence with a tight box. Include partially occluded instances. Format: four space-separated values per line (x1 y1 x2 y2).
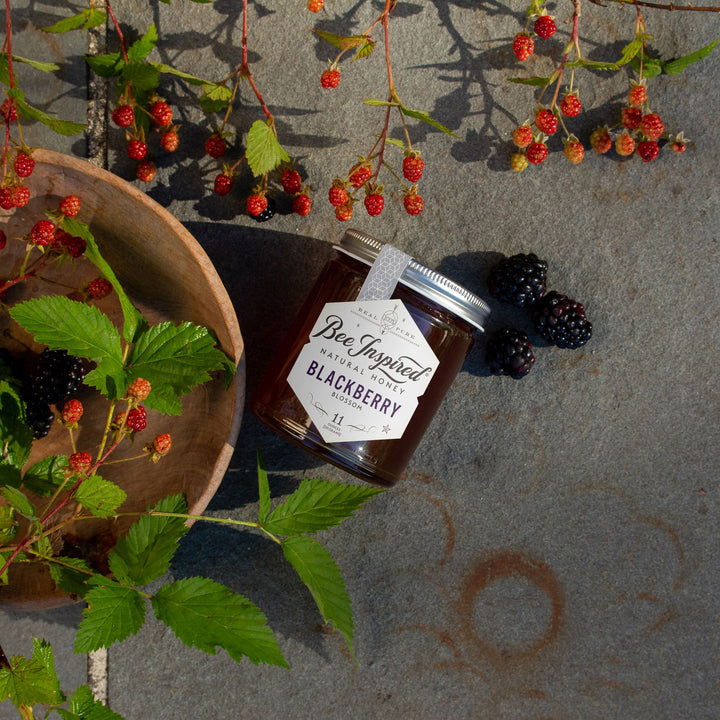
250 230 489 487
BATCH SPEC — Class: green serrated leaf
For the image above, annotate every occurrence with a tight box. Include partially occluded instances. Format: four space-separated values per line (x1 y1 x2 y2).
108 494 188 587
383 137 406 150
126 321 231 414
85 52 125 78
22 455 68 496
663 39 717 75
62 216 142 343
122 61 160 92
1 485 37 520
75 583 146 653
564 59 618 71
6 88 85 135
508 75 553 86
312 29 367 51
43 8 105 33
9 295 125 398
127 24 158 63
353 39 376 61
257 451 271 524
632 57 663 77
0 645 64 709
398 104 457 137
617 38 642 66
152 577 288 667
12 55 59 73
0 380 33 479
265 478 383 536
47 556 95 599
282 535 354 656
150 61 212 86
74 476 127 519
58 684 126 720
245 119 290 177
31 638 64 704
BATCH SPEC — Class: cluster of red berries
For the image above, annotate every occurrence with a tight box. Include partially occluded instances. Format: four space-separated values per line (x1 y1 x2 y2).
325 152 425 222
0 146 35 210
512 12 557 62
587 81 686 162
111 96 179 182
511 77 685 170
21 195 87 257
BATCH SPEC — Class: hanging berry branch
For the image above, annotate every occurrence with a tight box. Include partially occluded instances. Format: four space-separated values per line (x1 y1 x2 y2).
312 0 455 220
508 0 717 170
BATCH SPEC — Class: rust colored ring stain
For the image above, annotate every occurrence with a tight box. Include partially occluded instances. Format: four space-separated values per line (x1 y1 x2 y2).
456 550 564 665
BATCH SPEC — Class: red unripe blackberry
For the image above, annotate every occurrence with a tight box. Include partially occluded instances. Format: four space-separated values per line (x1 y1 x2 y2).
364 192 384 217
1 99 17 122
88 277 113 299
349 164 372 188
149 100 173 127
615 132 636 157
69 451 93 475
621 106 642 130
292 193 312 216
335 202 353 222
560 93 582 118
534 108 558 135
628 83 648 107
127 377 152 401
59 195 81 217
513 124 533 148
402 154 424 183
13 151 35 178
639 113 663 141
160 130 180 153
526 141 548 165
589 126 612 155
533 15 556 39
563 137 585 165
321 69 341 89
281 168 302 195
11 185 30 208
403 190 424 216
308 0 324 11
136 160 156 182
112 104 134 128
126 405 147 432
153 433 172 456
246 193 268 217
62 398 83 424
31 220 56 247
328 182 349 207
205 134 227 159
127 138 147 161
251 196 276 223
214 173 234 196
512 33 534 61
54 229 86 258
636 140 660 163
0 187 13 209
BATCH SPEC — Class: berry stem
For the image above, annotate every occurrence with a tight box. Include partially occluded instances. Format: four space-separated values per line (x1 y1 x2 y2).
105 0 129 65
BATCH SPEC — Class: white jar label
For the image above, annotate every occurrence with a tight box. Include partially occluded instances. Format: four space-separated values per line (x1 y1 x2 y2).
287 300 439 443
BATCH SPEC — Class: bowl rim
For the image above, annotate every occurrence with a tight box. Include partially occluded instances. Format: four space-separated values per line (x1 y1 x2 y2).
6 148 246 516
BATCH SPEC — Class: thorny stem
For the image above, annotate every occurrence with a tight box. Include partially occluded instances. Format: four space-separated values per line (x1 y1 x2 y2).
105 0 129 64
0 440 121 580
3 0 13 178
147 510 283 545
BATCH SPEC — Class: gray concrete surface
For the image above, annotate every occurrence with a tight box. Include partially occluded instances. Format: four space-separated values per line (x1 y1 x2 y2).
1 0 719 718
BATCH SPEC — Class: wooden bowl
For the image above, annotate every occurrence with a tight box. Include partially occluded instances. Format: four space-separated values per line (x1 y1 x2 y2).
0 149 245 609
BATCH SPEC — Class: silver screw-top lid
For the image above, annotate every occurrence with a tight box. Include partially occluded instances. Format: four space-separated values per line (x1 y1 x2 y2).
337 229 490 331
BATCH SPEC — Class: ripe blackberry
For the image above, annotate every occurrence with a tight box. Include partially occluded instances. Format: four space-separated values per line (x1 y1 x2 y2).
487 253 548 308
28 348 86 406
531 291 592 349
252 196 276 223
486 328 535 379
25 396 55 439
